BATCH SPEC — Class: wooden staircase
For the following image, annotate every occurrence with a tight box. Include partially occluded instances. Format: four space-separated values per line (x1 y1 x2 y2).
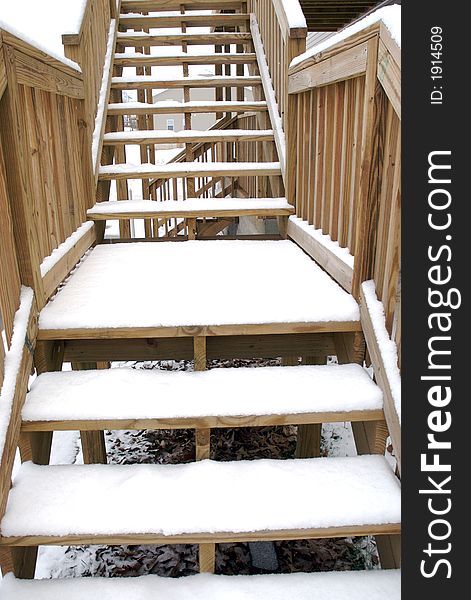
0 1 401 598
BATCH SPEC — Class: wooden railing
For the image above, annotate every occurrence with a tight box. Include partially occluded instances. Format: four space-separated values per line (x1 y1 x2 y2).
286 20 401 469
247 0 307 133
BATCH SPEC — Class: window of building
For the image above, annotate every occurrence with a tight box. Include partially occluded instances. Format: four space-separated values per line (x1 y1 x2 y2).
167 119 175 131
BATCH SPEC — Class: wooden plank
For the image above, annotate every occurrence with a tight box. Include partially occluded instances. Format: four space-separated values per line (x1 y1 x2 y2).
111 76 261 90
0 142 21 344
0 30 82 80
250 14 286 180
63 333 337 363
121 0 242 10
289 41 368 94
41 225 97 301
360 287 401 475
98 163 282 180
199 543 215 574
103 130 274 145
38 321 362 341
0 523 401 547
119 14 250 27
116 33 252 46
21 409 385 433
92 19 118 181
113 53 257 66
0 296 37 527
0 45 45 302
107 101 267 115
87 205 294 220
287 218 353 293
11 48 84 99
377 39 401 120
0 38 7 98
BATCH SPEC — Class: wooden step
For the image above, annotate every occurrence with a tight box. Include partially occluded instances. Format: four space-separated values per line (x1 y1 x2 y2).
87 198 294 219
103 129 274 145
111 75 261 90
0 455 400 545
121 0 243 11
0 570 401 600
119 13 250 28
98 162 282 180
107 100 268 115
37 240 361 340
113 52 257 67
22 364 382 432
116 32 252 47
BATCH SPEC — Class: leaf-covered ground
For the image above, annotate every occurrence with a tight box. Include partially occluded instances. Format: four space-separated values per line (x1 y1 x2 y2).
37 359 380 579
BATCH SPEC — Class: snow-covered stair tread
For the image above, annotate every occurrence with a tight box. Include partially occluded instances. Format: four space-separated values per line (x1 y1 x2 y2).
37 241 360 334
111 75 262 89
0 570 401 600
1 456 400 540
98 161 281 180
103 129 274 143
22 364 383 424
107 100 268 114
87 198 294 219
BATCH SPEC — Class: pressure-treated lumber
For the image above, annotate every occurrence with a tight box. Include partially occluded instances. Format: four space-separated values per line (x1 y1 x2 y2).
0 456 401 546
103 129 274 145
21 364 384 432
111 75 261 90
98 162 282 180
118 14 250 28
113 53 257 67
121 0 243 9
107 101 267 115
87 198 294 219
116 33 252 47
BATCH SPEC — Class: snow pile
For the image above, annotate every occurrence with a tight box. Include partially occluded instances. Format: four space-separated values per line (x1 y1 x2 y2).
0 287 34 462
362 280 401 423
0 570 401 600
0 0 86 71
88 198 293 215
2 455 400 536
38 240 360 330
289 216 354 268
92 19 116 169
279 0 307 30
23 364 383 422
291 5 401 68
39 222 94 277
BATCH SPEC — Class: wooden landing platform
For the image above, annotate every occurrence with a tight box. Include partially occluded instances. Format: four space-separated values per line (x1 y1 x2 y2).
37 241 360 341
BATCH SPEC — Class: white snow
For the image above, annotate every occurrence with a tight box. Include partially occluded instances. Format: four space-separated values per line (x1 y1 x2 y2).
2 455 400 537
103 129 274 141
38 241 360 330
39 222 94 277
92 19 116 171
289 216 354 268
22 364 382 422
108 100 267 111
291 5 401 68
0 0 85 72
87 198 293 215
279 0 307 30
0 570 401 600
0 287 34 462
99 162 281 176
362 280 401 423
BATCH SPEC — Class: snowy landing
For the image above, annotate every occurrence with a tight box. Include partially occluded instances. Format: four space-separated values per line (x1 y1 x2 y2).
38 240 360 337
